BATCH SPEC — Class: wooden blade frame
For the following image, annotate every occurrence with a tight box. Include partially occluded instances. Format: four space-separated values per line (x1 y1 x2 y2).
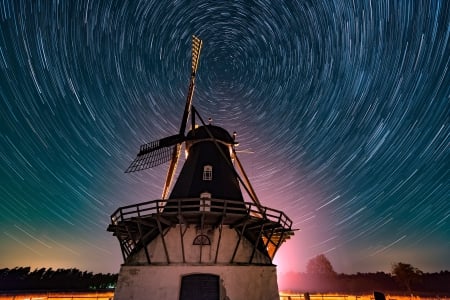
162 35 203 199
125 144 174 173
125 134 184 173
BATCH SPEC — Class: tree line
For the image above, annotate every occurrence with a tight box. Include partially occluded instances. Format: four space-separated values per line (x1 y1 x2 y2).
1 257 449 294
278 254 450 295
0 267 117 291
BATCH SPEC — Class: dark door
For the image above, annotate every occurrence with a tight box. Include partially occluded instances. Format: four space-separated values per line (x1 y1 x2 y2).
179 274 220 300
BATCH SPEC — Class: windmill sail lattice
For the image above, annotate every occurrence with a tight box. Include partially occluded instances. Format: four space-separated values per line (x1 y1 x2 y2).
125 134 184 173
125 35 202 176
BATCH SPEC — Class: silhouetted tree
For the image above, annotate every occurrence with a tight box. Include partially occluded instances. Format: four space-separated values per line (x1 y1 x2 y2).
391 262 423 294
306 254 336 276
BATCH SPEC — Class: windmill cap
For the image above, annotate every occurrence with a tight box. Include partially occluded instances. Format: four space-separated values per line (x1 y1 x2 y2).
186 124 236 144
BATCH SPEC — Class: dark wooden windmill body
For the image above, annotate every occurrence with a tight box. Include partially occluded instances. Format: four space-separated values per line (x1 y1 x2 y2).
108 36 294 300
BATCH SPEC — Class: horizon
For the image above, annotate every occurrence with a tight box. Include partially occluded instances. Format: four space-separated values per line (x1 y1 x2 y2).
0 1 449 276
2 263 450 276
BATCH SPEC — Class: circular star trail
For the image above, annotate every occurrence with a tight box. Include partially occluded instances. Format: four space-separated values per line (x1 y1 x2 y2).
0 1 449 274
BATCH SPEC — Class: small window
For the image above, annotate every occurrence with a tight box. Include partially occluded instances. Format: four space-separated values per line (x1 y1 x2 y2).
203 165 212 181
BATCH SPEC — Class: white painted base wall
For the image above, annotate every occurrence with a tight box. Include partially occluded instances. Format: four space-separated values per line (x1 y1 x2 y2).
128 225 272 265
114 264 280 300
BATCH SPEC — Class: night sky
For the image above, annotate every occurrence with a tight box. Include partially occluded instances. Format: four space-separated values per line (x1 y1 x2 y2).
0 1 449 275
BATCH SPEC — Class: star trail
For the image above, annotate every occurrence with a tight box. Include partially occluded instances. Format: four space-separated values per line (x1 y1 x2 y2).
0 1 449 275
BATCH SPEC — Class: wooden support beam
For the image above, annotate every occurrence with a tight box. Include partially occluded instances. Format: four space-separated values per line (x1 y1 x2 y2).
271 230 287 259
125 225 136 249
263 226 277 262
131 218 157 228
117 237 127 262
199 212 206 263
231 220 248 263
229 215 249 229
156 215 170 263
246 218 271 230
214 217 224 263
177 200 187 263
136 220 151 264
179 223 186 263
156 215 173 226
249 224 265 263
177 213 187 225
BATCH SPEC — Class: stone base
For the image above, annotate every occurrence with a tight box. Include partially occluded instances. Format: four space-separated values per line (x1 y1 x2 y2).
114 264 280 300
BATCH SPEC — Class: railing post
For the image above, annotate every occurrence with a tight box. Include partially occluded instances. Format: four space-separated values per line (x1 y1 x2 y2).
223 199 227 215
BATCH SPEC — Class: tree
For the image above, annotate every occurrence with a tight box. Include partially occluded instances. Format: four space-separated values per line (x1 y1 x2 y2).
391 262 423 294
306 254 336 276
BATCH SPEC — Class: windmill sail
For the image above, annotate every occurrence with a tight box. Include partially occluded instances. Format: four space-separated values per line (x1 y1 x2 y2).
125 134 184 173
125 35 202 179
162 35 203 199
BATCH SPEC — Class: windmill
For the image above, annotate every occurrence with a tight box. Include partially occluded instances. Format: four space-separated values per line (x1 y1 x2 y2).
108 35 295 300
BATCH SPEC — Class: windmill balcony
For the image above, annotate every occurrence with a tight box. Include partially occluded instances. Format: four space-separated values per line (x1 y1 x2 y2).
107 198 294 265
